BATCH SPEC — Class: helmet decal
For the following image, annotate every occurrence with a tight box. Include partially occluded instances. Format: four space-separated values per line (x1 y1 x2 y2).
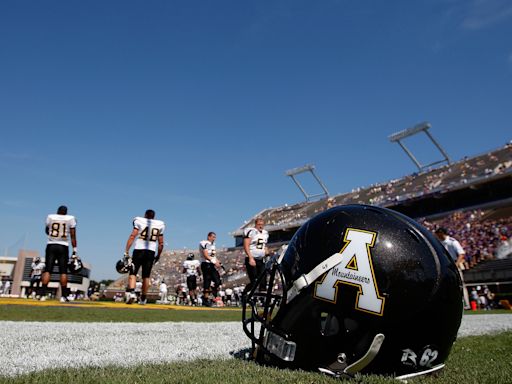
313 228 385 316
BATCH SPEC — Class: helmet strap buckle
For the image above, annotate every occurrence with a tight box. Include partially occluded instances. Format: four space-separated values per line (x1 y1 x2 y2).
319 333 385 378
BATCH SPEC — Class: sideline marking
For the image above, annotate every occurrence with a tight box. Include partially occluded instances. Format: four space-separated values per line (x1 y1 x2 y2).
0 298 239 311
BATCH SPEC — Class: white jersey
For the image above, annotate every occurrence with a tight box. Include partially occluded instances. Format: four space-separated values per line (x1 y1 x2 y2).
133 217 166 252
441 236 465 262
183 259 200 277
199 240 216 263
243 227 269 259
46 214 77 246
31 262 45 277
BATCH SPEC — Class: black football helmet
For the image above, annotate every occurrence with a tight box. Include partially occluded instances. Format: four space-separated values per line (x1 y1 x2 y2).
116 257 134 274
242 205 462 379
68 256 83 274
187 253 195 260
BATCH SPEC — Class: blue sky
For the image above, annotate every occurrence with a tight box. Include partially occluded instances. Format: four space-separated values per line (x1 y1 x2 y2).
1 0 511 280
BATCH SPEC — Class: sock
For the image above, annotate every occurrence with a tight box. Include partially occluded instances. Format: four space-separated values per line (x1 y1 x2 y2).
141 294 147 301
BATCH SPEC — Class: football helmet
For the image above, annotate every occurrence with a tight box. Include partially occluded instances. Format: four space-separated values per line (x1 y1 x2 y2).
116 256 134 274
187 253 195 260
242 204 462 379
68 256 83 274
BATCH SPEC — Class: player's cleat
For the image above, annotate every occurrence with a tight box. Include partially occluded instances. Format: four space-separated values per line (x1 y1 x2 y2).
39 296 47 302
125 292 136 304
60 297 69 303
138 299 147 305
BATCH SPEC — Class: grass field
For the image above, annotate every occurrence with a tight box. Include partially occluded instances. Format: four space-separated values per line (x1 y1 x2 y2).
0 303 241 322
1 332 511 384
1 299 511 383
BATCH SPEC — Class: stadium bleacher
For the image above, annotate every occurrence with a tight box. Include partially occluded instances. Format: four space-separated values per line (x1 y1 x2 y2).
232 142 512 240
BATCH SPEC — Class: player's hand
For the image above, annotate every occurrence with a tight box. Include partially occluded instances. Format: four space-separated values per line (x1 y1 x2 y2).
154 255 160 264
248 257 256 267
72 251 78 259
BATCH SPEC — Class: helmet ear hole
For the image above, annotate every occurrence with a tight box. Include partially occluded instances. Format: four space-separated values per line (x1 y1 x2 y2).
343 317 359 333
320 312 340 337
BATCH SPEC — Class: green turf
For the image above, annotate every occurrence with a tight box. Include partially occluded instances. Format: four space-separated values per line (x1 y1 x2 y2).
463 309 512 315
0 304 242 322
0 304 509 323
1 332 511 384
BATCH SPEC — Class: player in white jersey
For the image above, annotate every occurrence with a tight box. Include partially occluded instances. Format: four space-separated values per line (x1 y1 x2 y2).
41 205 78 302
435 227 470 309
199 232 221 307
28 257 45 298
124 209 165 305
243 217 269 292
182 253 201 305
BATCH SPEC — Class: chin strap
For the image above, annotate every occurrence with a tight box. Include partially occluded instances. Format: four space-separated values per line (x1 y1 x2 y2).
318 333 385 378
286 251 343 303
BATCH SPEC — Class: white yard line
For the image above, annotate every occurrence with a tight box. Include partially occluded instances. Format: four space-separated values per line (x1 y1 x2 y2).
1 314 511 377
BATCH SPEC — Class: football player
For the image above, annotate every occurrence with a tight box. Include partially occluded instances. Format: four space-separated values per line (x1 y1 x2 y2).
41 205 78 302
199 232 221 307
182 253 201 305
124 209 165 305
243 217 269 292
28 257 45 298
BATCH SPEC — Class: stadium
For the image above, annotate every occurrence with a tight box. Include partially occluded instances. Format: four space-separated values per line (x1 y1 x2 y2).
1 133 511 383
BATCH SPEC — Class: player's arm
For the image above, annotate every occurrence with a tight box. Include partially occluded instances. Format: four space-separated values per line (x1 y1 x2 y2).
125 228 139 255
454 240 466 269
243 236 256 267
70 227 77 255
155 233 164 262
202 247 213 262
456 253 465 269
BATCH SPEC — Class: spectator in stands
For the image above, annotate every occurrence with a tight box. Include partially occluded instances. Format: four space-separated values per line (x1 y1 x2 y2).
243 217 269 294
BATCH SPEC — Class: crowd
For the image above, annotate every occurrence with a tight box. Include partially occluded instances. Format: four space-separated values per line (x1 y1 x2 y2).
422 209 512 270
239 142 511 232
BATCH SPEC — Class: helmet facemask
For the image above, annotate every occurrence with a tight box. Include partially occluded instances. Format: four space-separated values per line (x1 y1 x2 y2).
242 251 293 362
242 249 386 378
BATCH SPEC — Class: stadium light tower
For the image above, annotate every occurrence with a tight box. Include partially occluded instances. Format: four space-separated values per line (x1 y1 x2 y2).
285 164 329 202
388 122 451 171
